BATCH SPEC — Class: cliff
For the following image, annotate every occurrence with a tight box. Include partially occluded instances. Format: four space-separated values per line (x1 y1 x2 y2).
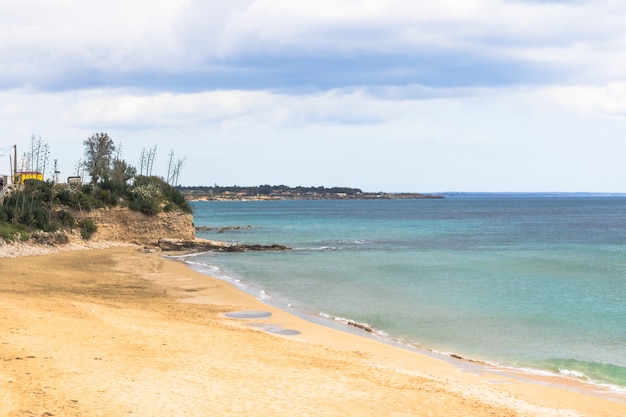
76 207 195 245
74 207 290 252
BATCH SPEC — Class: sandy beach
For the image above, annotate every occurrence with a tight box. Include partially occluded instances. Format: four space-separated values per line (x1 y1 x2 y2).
1 246 625 416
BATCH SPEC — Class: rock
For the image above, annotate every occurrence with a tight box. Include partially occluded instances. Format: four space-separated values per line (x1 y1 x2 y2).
157 238 291 253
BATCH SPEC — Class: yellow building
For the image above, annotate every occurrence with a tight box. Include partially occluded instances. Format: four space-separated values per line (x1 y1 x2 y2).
13 171 44 185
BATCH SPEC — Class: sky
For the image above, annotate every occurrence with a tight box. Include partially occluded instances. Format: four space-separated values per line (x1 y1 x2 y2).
1 0 626 193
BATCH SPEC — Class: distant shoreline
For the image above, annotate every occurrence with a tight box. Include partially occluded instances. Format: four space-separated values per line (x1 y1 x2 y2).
177 184 444 201
185 192 444 202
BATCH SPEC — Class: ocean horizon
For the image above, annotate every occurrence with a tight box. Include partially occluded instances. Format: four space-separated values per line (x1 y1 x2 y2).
183 196 626 392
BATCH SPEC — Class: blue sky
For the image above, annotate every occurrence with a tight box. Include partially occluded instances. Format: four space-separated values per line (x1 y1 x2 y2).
1 0 626 192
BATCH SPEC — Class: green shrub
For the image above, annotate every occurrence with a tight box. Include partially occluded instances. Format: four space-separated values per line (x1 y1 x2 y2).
129 176 192 214
164 187 192 213
55 210 75 227
0 223 21 242
24 179 54 203
55 187 94 211
94 188 118 206
32 205 50 231
127 197 159 216
100 179 127 195
78 218 97 240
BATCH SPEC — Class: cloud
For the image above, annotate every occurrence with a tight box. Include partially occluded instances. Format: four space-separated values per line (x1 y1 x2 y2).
0 0 184 89
1 87 397 135
3 0 626 93
540 82 626 118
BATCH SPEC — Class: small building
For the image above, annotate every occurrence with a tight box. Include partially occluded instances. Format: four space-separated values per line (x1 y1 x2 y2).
67 176 82 185
13 171 44 185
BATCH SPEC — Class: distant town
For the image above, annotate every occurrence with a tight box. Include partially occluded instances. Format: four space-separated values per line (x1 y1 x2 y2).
177 185 444 201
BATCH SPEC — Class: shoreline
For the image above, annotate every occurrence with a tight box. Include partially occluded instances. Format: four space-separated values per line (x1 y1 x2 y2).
179 252 626 400
2 246 626 416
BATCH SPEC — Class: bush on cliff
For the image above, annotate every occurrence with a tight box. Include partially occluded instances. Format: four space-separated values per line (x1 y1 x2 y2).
0 175 191 243
128 176 192 215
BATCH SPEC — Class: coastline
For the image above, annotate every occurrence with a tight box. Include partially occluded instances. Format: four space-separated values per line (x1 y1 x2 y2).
182 252 626 401
1 246 626 416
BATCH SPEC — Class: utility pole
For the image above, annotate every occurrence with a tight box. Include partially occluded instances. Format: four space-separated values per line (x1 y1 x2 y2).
53 159 60 184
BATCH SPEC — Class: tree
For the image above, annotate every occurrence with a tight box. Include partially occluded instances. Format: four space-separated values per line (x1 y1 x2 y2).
139 148 147 176
110 143 136 185
74 158 85 179
166 149 175 185
28 134 49 174
166 149 186 186
138 145 157 176
171 157 185 186
147 145 157 176
111 158 137 184
83 133 115 184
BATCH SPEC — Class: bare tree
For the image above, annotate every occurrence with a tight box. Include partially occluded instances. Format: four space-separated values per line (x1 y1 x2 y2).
30 135 38 171
138 145 158 177
166 149 175 185
19 152 29 172
172 157 185 186
83 132 116 184
165 148 187 185
138 148 147 176
74 158 85 180
26 135 49 173
41 143 50 177
147 145 157 176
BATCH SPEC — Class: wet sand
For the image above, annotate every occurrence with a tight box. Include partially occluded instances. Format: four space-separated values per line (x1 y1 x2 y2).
1 246 625 416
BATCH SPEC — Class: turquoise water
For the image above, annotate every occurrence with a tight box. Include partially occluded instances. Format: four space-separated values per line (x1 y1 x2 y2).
186 196 626 389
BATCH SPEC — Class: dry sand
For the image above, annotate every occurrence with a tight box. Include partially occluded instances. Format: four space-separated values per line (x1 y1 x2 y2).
1 246 626 416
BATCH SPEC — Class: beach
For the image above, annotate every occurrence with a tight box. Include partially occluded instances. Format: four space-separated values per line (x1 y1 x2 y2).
1 246 626 416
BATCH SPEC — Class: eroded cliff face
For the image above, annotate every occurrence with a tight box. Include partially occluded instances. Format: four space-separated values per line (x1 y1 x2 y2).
75 207 195 245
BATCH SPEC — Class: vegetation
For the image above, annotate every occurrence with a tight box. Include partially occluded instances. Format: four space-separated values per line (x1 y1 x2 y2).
0 176 191 243
0 132 190 243
83 132 116 184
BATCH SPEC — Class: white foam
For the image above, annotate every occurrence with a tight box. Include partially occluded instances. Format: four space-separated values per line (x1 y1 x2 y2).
558 369 590 381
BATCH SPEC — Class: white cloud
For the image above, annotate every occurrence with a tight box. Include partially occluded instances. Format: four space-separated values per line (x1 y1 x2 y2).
0 0 184 84
540 83 626 118
56 88 400 129
3 0 626 90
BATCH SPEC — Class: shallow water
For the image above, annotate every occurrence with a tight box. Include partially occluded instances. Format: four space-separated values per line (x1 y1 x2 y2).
188 196 626 389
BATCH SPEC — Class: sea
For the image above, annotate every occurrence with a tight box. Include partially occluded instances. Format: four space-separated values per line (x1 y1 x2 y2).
182 195 626 392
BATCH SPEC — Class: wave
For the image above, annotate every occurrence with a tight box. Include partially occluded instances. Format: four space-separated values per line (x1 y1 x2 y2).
537 358 626 392
297 246 340 252
337 239 372 245
294 239 375 252
314 312 626 395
